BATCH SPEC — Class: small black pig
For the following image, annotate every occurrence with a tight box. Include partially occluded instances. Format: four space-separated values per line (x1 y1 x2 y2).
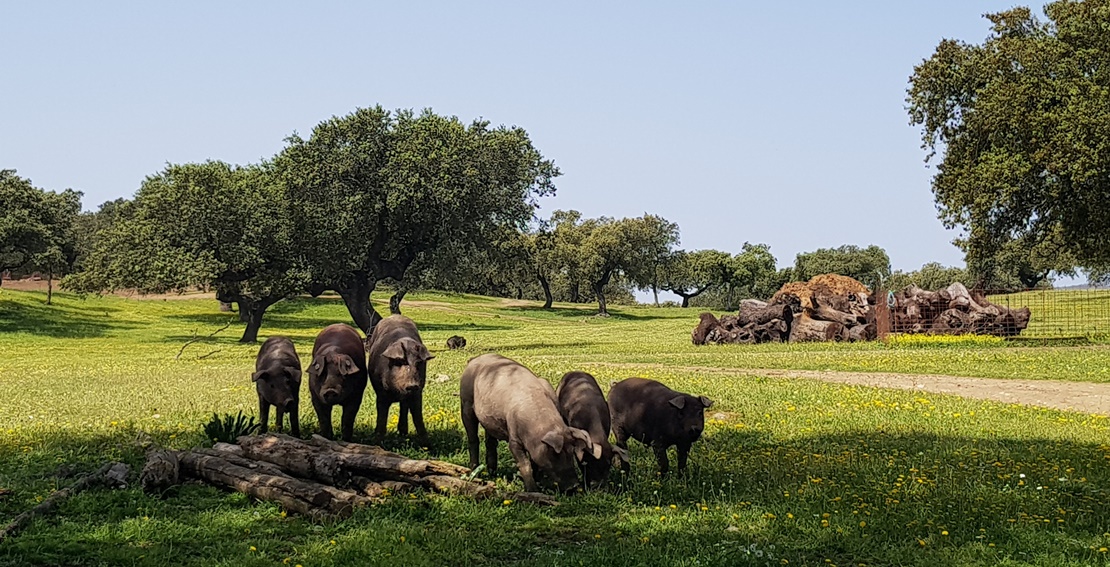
446 335 467 349
308 324 368 441
608 377 713 474
366 315 434 442
460 354 597 493
252 336 302 437
555 371 629 489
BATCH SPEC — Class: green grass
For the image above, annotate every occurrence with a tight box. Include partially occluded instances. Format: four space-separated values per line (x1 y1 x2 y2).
2 288 1110 566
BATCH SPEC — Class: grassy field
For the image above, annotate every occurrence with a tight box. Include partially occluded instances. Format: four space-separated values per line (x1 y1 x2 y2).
2 288 1110 566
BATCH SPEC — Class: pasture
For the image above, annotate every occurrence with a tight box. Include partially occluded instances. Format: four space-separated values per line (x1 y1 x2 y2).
2 288 1110 566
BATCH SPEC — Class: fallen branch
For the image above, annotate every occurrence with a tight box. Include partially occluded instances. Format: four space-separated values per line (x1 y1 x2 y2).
175 322 232 360
0 462 129 542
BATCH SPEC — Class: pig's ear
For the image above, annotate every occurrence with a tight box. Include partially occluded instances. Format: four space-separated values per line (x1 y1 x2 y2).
669 396 687 410
590 442 603 461
335 354 360 376
382 342 405 361
251 370 266 382
414 342 434 362
309 356 325 376
541 430 565 453
568 428 593 461
612 446 631 466
286 367 302 384
699 396 714 408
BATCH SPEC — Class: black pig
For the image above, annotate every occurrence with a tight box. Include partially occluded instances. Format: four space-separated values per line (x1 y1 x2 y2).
308 324 368 441
252 336 302 437
608 378 713 474
366 315 434 443
555 371 629 489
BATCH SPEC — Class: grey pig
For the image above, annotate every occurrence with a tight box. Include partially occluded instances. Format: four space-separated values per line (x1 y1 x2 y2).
460 354 598 493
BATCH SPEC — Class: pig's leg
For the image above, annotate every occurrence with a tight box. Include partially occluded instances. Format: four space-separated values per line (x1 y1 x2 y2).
653 444 671 475
374 397 391 439
613 425 631 474
676 442 691 472
312 398 333 440
275 407 285 433
461 401 481 469
409 393 429 444
340 400 360 442
398 401 410 436
289 401 301 438
259 399 271 434
485 434 500 474
508 439 538 492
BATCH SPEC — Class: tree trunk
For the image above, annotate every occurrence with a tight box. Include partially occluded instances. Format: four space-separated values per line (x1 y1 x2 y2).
538 274 553 309
652 285 659 306
336 276 382 334
789 315 848 343
46 270 53 305
569 282 580 304
679 294 691 308
239 296 280 343
593 282 608 316
389 288 407 315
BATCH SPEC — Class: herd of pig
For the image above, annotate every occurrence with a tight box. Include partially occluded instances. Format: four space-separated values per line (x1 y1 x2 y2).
252 314 714 493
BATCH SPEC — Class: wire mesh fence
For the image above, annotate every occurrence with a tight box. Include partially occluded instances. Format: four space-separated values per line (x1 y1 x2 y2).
987 288 1110 339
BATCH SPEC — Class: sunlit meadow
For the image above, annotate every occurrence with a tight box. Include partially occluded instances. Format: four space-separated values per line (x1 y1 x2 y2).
1 288 1109 566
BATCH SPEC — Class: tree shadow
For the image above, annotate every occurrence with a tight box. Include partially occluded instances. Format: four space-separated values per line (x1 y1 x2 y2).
500 305 674 321
0 297 137 338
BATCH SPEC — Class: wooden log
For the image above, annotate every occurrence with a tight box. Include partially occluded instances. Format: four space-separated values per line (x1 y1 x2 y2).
192 448 293 479
505 491 559 506
1 461 129 542
349 475 386 497
750 319 789 343
848 323 876 342
306 435 472 477
737 300 794 329
380 480 416 494
789 315 848 343
239 434 472 481
212 442 244 457
177 451 369 518
140 449 179 493
420 475 497 499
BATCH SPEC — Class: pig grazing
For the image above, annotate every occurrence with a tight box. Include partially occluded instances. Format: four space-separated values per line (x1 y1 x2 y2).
555 371 629 489
460 354 598 492
609 378 713 474
308 324 368 441
366 315 434 442
252 336 302 437
446 335 466 349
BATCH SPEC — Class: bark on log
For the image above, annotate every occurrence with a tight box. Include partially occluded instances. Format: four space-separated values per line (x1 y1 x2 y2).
192 448 293 479
419 475 497 499
239 434 472 482
306 435 470 476
177 451 369 518
0 462 129 542
848 323 876 342
140 449 179 493
789 315 848 343
737 301 794 328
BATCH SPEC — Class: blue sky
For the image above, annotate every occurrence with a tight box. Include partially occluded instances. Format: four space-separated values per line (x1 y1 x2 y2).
2 2 1033 288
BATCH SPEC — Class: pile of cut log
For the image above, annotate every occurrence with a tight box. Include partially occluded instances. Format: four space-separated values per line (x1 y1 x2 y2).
141 434 555 518
891 282 1030 337
693 274 876 344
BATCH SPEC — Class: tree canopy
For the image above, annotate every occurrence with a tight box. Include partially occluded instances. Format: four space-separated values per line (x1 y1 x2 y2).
0 170 81 284
793 245 891 289
277 106 559 332
908 1 1110 276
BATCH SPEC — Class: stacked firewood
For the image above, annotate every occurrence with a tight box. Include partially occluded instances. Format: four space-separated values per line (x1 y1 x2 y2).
141 434 555 518
693 274 876 345
891 282 1030 337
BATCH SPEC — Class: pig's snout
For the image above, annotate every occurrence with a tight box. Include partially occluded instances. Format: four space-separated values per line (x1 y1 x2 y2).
279 397 296 409
321 388 341 404
404 383 422 394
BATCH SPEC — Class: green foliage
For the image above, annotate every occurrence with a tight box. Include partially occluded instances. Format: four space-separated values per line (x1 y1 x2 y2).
203 410 259 444
793 244 891 289
277 106 559 330
0 169 82 277
908 0 1110 275
887 262 971 291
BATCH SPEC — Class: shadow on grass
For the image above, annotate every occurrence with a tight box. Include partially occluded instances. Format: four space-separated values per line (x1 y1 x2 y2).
4 426 1110 566
0 295 137 339
500 305 675 322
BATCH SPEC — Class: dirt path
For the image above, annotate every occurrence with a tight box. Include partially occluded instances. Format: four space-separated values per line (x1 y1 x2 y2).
588 363 1110 416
